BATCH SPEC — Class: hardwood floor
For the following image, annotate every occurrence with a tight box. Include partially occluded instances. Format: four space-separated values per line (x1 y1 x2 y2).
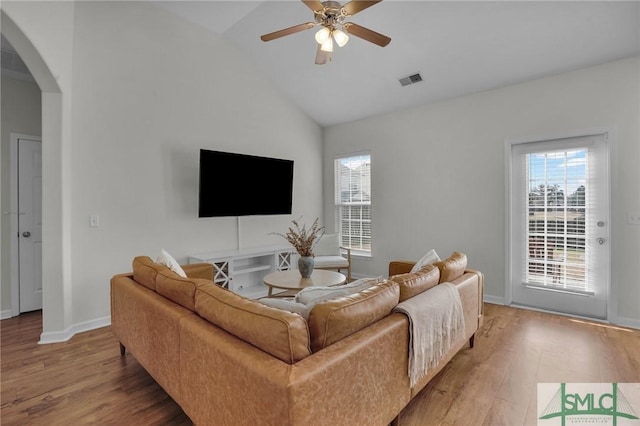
2 304 639 425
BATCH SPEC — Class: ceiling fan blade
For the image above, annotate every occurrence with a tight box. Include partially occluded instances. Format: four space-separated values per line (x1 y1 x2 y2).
315 44 332 65
260 22 315 42
302 0 324 13
342 1 382 17
343 22 391 47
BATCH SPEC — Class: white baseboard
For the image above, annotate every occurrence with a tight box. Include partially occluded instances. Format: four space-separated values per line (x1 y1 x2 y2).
39 315 111 344
483 294 505 305
612 316 640 330
509 302 612 323
0 309 14 320
503 303 640 331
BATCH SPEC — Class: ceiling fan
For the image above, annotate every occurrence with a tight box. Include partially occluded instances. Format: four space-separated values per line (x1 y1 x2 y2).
260 0 391 65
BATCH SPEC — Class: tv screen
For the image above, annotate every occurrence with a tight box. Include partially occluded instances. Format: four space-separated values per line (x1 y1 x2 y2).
198 149 294 217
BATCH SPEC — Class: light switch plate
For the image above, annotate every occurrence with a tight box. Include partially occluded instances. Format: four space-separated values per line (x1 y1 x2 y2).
90 215 100 227
628 213 640 225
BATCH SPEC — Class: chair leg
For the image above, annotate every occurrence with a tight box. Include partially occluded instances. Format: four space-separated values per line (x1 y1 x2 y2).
469 334 475 349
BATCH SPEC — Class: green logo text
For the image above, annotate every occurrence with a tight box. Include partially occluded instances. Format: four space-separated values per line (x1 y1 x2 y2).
539 383 639 426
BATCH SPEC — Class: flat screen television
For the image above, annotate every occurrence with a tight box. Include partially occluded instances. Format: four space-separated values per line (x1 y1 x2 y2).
198 149 294 217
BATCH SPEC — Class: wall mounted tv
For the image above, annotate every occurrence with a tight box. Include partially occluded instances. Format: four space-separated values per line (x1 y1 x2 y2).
198 149 294 217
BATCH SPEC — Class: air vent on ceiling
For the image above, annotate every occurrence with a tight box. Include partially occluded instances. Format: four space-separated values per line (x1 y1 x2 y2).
399 72 423 87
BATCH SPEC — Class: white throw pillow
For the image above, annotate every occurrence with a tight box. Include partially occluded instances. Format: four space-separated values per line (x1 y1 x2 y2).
295 287 351 306
295 276 382 305
157 248 187 278
340 276 383 293
258 297 313 319
410 249 441 273
262 276 385 319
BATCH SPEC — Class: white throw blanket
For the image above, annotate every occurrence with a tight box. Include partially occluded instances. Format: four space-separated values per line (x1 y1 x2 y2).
393 283 465 387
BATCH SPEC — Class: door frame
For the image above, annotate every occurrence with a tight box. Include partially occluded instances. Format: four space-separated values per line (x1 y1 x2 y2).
504 127 614 321
9 133 42 317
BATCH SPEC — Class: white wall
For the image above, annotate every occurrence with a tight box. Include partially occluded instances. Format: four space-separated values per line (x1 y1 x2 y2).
0 76 42 316
324 56 640 327
2 1 323 337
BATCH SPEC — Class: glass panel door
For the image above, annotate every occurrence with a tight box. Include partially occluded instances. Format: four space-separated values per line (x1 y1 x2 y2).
509 133 609 319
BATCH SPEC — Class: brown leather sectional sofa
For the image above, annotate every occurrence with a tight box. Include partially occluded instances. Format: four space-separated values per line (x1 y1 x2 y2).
110 252 484 426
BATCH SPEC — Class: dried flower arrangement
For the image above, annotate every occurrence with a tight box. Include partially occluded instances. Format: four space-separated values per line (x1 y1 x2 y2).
273 217 325 257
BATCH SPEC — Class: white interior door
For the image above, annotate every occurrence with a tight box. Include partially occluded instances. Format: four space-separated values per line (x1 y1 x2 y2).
509 133 609 319
18 138 43 313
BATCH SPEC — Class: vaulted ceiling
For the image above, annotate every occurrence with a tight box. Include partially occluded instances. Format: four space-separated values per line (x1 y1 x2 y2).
153 1 639 127
3 2 639 127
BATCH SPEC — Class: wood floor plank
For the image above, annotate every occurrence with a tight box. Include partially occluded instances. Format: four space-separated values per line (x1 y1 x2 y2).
2 305 639 425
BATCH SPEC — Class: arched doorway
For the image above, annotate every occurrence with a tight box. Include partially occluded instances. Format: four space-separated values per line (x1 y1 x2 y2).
2 10 68 342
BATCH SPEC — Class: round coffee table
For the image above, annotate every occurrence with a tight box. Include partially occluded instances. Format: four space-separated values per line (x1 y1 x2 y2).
263 270 346 297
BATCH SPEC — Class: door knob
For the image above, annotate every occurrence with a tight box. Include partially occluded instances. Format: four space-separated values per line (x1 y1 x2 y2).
597 237 605 245
22 231 31 238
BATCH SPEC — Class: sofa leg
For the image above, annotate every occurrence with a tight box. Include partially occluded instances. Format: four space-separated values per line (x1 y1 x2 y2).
469 334 475 349
119 342 126 356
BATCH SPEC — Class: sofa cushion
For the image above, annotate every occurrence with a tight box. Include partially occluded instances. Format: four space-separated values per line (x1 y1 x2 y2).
313 255 349 269
156 269 209 311
132 256 172 291
195 283 312 364
410 249 441 273
308 280 400 352
314 233 341 256
434 252 467 283
390 264 441 302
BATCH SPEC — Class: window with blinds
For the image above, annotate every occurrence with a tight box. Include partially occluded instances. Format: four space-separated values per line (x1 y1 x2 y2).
334 153 371 255
525 148 594 294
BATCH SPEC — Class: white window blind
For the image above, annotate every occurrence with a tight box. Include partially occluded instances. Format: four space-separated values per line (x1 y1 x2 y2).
524 146 597 295
334 154 371 255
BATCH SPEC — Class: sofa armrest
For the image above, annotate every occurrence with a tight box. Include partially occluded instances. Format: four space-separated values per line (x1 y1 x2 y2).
182 263 214 281
463 268 484 325
388 260 416 277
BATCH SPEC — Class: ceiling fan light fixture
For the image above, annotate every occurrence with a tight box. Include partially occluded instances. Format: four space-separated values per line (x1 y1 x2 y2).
260 0 391 64
332 28 349 47
315 44 332 65
315 26 331 44
320 37 334 52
